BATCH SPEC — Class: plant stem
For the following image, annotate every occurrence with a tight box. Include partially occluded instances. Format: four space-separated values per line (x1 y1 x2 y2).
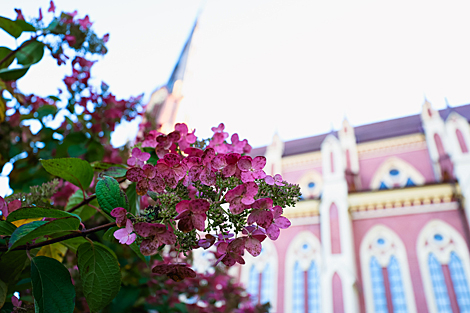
0 222 116 252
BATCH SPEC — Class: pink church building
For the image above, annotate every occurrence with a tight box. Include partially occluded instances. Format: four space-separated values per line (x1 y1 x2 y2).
146 19 470 313
233 100 470 313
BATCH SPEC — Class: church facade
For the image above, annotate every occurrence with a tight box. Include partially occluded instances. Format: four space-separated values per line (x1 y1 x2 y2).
235 101 470 313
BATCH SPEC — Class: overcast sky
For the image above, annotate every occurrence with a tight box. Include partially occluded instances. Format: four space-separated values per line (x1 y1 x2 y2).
2 0 470 195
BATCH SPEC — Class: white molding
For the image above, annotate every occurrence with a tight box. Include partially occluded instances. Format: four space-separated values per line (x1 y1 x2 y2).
289 215 320 226
284 231 322 313
297 170 323 198
417 219 470 313
360 225 417 313
351 202 458 220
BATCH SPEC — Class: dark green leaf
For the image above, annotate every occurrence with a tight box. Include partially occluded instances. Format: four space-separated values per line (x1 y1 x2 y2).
85 139 105 163
77 242 121 312
0 303 13 313
103 226 119 242
0 221 16 236
0 17 22 38
15 20 36 32
91 162 126 172
9 218 80 250
0 47 15 69
7 207 81 223
31 256 75 313
0 279 6 309
64 190 96 222
36 104 57 119
96 176 128 214
0 65 30 81
126 182 138 215
41 158 93 189
16 40 45 65
0 250 28 286
47 95 61 102
129 242 149 266
60 237 88 253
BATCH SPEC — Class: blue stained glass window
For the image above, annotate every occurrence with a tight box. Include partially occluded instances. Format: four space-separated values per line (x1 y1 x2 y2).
307 261 321 313
405 178 415 187
448 252 470 312
390 169 400 176
429 253 452 313
293 261 305 313
370 257 388 313
388 256 408 313
434 234 443 241
248 265 259 304
308 182 315 188
261 264 272 305
377 238 385 245
379 182 388 190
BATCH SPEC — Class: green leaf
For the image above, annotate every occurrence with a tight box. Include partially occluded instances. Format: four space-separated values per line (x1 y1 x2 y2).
85 139 105 163
31 256 75 313
60 237 88 254
9 217 80 250
41 158 94 189
16 39 45 65
0 303 13 313
103 226 119 242
0 17 22 38
0 47 15 69
36 242 68 262
15 20 36 32
0 279 6 309
7 207 81 223
129 242 149 266
36 104 57 119
0 65 30 81
65 190 97 222
91 162 126 172
126 182 138 215
77 242 121 312
0 221 16 236
0 251 28 286
96 176 128 215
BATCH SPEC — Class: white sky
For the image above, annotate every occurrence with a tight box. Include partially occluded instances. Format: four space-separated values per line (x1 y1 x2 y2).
2 0 470 195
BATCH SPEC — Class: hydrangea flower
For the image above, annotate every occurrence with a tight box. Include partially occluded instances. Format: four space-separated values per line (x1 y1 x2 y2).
126 164 165 195
114 220 136 245
266 206 291 240
214 237 246 267
156 153 188 188
134 222 177 255
243 226 267 257
0 196 21 218
127 147 151 167
175 123 196 151
152 263 196 282
110 207 127 227
225 182 258 214
175 199 210 232
247 198 274 229
237 156 267 183
264 174 284 186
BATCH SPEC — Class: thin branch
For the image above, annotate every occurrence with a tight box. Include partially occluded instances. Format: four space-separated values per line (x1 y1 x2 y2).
0 222 116 252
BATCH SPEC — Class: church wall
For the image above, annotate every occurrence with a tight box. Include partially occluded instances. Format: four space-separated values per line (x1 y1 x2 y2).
358 147 435 189
352 206 467 313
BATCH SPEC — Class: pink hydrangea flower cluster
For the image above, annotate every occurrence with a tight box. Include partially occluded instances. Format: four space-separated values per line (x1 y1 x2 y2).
113 123 298 274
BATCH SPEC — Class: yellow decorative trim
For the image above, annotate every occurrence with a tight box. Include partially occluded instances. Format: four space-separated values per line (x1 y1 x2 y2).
349 183 459 212
357 133 426 155
284 199 320 218
281 151 322 169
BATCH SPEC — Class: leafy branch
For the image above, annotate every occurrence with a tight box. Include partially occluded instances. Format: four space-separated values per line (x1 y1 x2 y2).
0 222 116 252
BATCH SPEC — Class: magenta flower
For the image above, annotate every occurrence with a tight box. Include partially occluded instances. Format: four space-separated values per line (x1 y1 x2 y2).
237 156 267 183
208 132 229 153
152 263 196 282
78 15 92 29
48 1 56 13
114 220 136 245
127 164 165 195
65 35 76 46
198 234 216 249
15 9 25 20
38 8 43 21
0 196 21 218
265 174 285 186
127 147 151 167
243 226 267 257
248 198 274 229
211 123 229 138
225 182 258 214
12 295 22 308
142 130 163 148
266 206 291 240
222 153 241 177
175 199 210 232
156 153 188 188
175 123 197 151
110 207 127 227
214 237 246 267
134 222 177 255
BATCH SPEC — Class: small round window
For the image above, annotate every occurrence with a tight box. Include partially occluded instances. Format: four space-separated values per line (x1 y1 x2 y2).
377 238 385 245
308 182 315 188
434 234 443 241
389 169 400 176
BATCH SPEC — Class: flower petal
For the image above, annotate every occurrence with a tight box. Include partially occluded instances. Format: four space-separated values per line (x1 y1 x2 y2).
245 237 262 257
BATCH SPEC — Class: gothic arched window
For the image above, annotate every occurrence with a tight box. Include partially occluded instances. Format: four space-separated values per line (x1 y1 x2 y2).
241 240 278 311
417 220 470 313
360 225 417 313
370 157 425 190
285 231 322 313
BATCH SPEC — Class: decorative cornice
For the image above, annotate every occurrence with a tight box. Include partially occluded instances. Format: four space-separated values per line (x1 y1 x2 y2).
284 199 320 219
281 151 322 169
349 183 459 214
357 133 427 155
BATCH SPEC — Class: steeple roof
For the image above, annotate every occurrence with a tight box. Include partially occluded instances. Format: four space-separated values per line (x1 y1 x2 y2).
166 20 198 93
